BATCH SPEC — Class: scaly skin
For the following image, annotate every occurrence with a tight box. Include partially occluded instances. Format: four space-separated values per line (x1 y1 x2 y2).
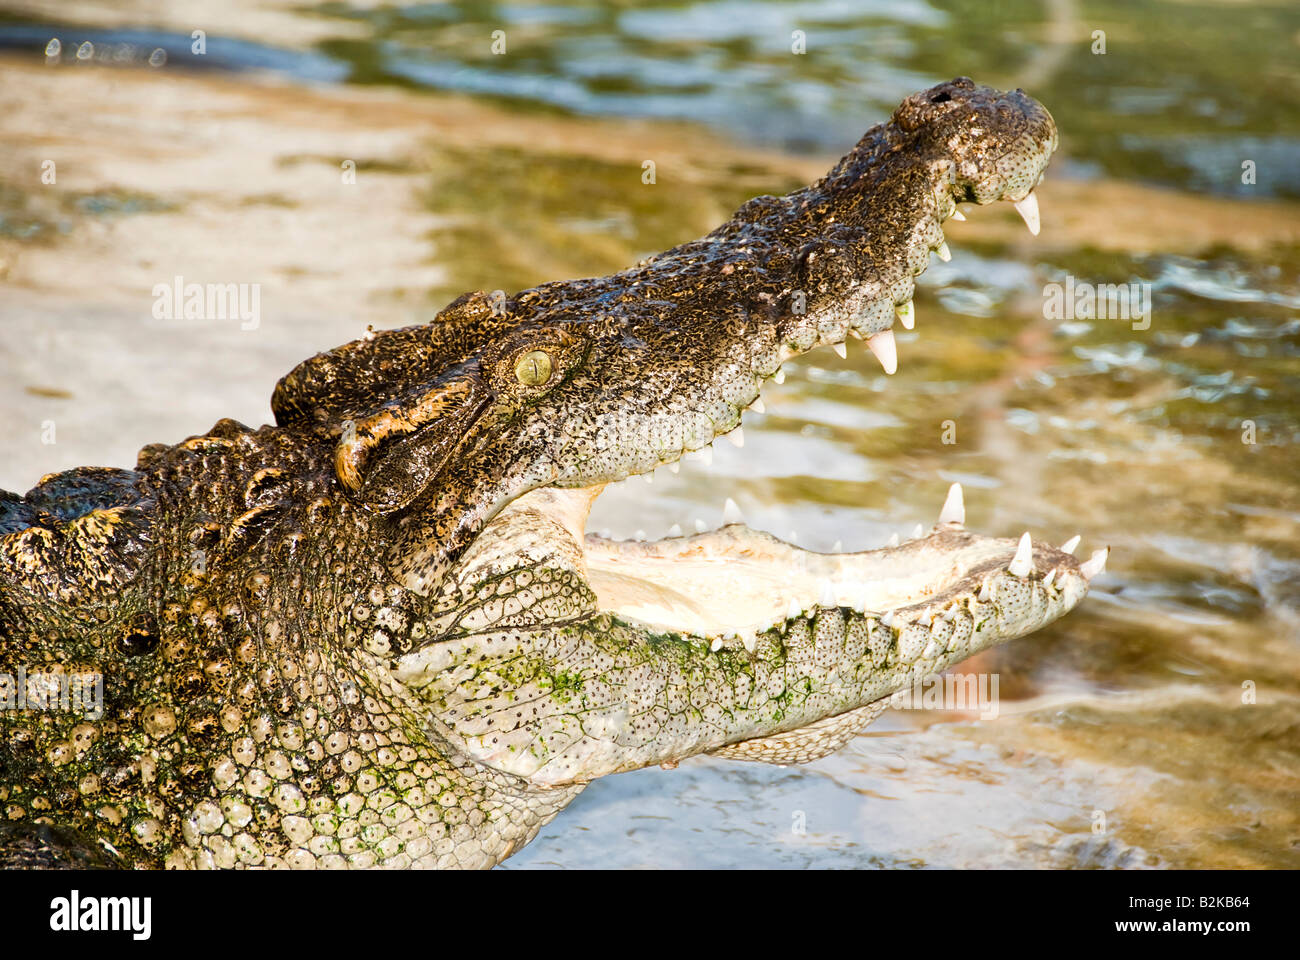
0 79 1098 869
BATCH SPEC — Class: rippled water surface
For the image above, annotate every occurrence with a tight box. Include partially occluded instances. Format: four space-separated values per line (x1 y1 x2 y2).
0 0 1296 868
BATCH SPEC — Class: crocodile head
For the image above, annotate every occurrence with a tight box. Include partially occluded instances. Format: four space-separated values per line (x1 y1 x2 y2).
267 78 1095 785
0 79 1105 868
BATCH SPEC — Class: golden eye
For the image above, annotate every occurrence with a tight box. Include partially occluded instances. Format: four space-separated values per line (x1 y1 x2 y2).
514 350 553 386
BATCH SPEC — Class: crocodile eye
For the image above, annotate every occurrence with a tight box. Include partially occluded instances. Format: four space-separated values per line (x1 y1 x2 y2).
514 350 553 386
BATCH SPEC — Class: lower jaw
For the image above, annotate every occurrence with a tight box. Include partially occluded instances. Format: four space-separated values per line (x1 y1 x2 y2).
506 482 1103 647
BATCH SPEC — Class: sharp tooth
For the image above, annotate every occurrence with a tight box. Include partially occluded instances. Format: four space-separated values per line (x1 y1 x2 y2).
978 579 992 601
1013 191 1040 236
1043 570 1056 589
887 532 900 547
668 523 683 537
1008 532 1034 577
669 461 680 474
866 329 898 375
740 633 757 653
832 539 842 553
820 581 836 607
880 611 897 628
896 301 915 330
773 369 785 384
786 598 803 620
1060 534 1081 555
936 241 951 262
938 482 965 525
750 396 765 414
710 637 723 652
643 472 654 484
722 498 745 525
911 523 924 540
950 208 966 221
694 518 707 533
634 529 647 541
726 427 744 448
832 341 847 359
1080 547 1109 580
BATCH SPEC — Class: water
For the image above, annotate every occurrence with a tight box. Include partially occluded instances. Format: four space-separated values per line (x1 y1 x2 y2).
0 0 1296 868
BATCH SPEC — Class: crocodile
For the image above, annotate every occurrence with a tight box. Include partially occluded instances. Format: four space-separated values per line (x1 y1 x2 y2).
0 78 1106 869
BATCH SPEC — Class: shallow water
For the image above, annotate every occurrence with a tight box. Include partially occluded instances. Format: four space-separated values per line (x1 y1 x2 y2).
0 0 1297 868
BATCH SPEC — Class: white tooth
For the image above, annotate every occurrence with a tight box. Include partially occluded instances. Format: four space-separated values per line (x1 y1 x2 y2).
820 581 836 607
978 579 992 602
599 528 611 538
832 539 843 553
669 461 680 474
740 633 757 653
694 518 707 533
1008 532 1034 577
710 637 723 652
887 532 900 547
832 341 847 359
936 241 951 262
880 611 897 628
668 523 683 537
644 472 654 484
786 598 802 620
1060 534 1081 555
851 599 865 614
938 482 965 525
700 446 712 467
634 529 647 541
950 208 966 221
722 498 745 525
773 369 785 384
1080 548 1109 580
750 396 765 414
896 301 915 330
866 329 898 375
1043 570 1056 589
1013 191 1040 236
911 523 924 540
726 427 744 448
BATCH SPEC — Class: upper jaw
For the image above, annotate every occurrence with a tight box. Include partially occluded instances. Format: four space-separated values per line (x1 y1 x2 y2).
588 91 1058 480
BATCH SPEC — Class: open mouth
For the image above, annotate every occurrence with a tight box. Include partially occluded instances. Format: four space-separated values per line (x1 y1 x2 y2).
543 191 1102 647
486 188 1105 653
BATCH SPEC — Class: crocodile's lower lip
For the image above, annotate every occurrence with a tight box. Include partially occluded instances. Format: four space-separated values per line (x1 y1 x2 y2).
576 486 1103 645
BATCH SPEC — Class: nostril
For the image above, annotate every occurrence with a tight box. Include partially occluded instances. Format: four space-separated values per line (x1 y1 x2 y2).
931 92 952 103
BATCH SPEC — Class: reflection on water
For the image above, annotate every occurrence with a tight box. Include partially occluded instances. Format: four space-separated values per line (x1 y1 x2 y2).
5 1 1298 196
306 0 1300 198
0 0 1296 869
